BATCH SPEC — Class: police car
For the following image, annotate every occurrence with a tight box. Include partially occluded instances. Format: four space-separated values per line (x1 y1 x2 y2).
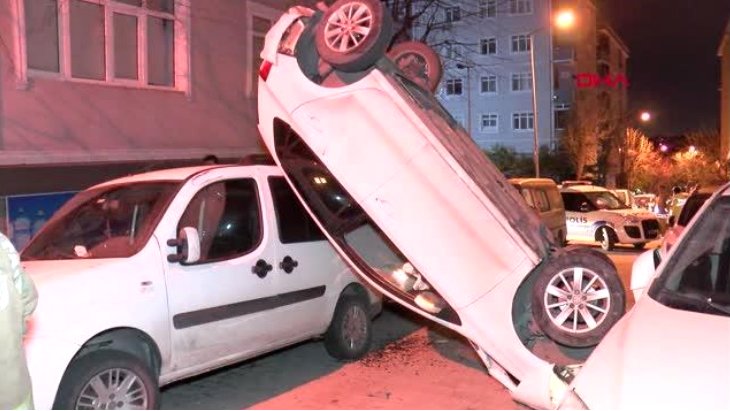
560 185 660 251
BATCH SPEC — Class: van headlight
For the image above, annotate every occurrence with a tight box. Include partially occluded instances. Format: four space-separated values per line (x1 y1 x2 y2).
557 389 588 410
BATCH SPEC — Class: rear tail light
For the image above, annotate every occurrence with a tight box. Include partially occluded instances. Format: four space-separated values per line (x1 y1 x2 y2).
259 60 273 81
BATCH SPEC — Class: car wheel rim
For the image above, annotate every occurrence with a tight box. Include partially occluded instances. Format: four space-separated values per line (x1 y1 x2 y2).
75 368 148 410
543 267 611 334
602 228 610 249
324 2 374 53
341 305 368 351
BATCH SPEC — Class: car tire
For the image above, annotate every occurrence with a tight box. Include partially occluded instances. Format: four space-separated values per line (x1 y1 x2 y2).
598 226 617 251
531 247 625 348
386 40 443 93
324 293 373 361
315 0 393 72
633 242 646 250
54 350 160 410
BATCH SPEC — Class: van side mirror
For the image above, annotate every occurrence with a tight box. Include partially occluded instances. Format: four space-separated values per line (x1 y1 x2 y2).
167 227 201 264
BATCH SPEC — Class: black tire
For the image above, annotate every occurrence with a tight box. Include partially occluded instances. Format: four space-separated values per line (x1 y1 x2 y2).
315 0 393 72
633 242 646 250
598 226 617 251
324 293 372 361
54 350 160 410
387 40 443 93
531 247 625 348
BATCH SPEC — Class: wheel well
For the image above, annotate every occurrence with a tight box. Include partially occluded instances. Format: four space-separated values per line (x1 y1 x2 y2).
74 328 162 377
594 225 616 242
341 282 369 301
511 264 543 349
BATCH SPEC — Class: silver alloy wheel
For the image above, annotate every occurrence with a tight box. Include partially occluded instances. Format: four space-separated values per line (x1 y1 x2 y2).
341 304 368 350
75 368 148 410
323 1 374 53
543 266 611 333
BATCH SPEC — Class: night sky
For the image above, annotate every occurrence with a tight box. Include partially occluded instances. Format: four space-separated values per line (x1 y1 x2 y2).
600 0 730 136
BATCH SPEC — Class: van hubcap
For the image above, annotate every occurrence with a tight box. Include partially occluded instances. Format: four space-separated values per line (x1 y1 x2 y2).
75 368 148 410
324 2 373 52
543 267 611 333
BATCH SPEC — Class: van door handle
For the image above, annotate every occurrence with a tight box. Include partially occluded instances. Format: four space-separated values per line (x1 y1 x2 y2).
279 256 299 274
252 259 273 278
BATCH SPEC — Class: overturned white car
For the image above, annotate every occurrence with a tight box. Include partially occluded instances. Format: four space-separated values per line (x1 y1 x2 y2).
257 0 625 408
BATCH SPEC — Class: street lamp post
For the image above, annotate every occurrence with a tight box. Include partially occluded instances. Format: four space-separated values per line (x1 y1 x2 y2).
529 33 540 178
457 63 473 136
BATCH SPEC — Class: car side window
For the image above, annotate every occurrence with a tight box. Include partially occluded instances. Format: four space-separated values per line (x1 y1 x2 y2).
519 188 535 208
562 192 588 212
268 176 326 243
533 189 550 212
178 179 262 263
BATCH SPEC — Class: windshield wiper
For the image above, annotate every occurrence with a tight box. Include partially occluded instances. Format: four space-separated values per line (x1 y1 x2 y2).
660 289 730 316
705 298 730 315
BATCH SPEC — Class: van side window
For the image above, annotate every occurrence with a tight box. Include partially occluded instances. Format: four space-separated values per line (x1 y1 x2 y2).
178 179 262 262
533 190 551 212
269 176 326 243
519 189 535 208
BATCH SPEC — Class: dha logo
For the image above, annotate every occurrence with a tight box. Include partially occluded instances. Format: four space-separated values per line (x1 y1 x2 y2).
574 73 629 89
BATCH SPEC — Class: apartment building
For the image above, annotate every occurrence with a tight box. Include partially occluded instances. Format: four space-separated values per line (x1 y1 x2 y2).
0 0 286 246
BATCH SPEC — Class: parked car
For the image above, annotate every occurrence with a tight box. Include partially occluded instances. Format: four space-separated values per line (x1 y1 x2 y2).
560 185 660 251
21 159 380 409
632 193 655 211
257 1 626 408
560 182 730 409
509 178 567 245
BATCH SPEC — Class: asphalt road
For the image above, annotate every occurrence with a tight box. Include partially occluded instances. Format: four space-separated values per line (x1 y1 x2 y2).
161 244 647 409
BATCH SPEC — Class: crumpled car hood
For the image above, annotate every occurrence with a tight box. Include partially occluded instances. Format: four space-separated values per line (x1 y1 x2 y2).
571 296 730 409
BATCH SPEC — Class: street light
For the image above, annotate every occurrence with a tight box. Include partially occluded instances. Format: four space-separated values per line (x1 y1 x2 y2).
639 111 651 122
531 8 576 177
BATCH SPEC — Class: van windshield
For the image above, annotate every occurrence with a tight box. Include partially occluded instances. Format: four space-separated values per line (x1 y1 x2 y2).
22 182 179 260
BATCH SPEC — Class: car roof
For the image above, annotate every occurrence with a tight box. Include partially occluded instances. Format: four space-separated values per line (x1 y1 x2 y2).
507 177 557 186
93 163 280 188
560 184 609 193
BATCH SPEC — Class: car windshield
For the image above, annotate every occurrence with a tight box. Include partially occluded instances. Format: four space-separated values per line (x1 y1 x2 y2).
582 191 628 210
648 196 730 317
22 182 179 260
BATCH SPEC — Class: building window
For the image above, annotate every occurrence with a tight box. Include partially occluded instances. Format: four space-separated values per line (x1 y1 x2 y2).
445 78 463 95
445 6 461 22
511 34 531 52
481 113 498 133
554 104 570 130
480 38 497 55
480 0 496 18
511 72 532 91
512 112 534 130
509 0 533 15
21 0 188 90
480 75 497 93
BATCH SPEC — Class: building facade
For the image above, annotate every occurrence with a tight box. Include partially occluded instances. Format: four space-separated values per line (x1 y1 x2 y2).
720 19 730 163
0 0 286 242
415 0 628 184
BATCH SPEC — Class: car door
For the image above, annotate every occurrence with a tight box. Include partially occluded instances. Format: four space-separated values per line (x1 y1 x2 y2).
561 191 593 240
163 172 281 371
264 175 338 337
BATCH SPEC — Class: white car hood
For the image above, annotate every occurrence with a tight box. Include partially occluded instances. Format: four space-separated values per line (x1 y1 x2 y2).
571 296 730 409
